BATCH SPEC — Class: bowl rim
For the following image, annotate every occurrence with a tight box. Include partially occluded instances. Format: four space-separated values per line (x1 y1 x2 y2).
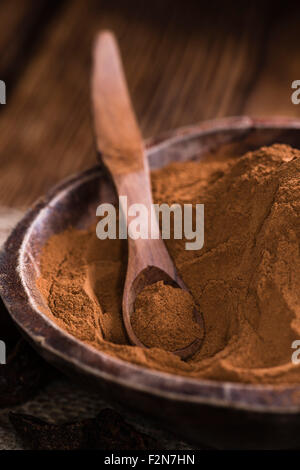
1 115 300 414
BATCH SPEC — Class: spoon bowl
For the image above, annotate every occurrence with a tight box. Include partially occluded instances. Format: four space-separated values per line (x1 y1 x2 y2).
122 266 205 359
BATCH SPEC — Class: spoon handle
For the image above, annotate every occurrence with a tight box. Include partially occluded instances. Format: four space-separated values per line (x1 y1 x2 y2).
92 31 178 277
117 171 175 273
92 31 145 176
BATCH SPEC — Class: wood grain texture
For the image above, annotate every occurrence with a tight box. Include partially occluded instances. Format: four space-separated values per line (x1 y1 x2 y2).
92 32 144 174
245 5 300 116
0 1 299 207
0 207 23 247
0 0 63 94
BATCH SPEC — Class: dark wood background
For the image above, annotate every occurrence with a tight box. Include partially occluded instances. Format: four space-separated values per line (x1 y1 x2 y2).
0 0 300 208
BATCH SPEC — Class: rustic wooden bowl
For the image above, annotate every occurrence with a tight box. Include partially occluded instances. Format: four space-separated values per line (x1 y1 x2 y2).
1 116 300 449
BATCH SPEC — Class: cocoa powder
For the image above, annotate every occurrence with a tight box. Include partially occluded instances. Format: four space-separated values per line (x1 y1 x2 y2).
37 144 300 384
131 281 202 351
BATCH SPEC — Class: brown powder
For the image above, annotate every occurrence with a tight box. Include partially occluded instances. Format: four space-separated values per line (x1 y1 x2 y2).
131 281 202 351
37 144 300 384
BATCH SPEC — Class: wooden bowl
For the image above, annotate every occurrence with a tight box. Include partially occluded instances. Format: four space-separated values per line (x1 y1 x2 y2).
1 116 300 449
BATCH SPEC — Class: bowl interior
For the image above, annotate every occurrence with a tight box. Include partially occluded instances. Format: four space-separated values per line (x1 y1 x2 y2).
3 116 300 412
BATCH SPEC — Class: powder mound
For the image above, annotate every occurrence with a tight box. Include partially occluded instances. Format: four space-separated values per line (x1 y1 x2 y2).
131 281 202 351
37 143 300 385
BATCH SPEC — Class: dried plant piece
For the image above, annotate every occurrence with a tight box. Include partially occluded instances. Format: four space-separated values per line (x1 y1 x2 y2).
92 408 161 450
9 412 92 450
0 338 51 408
10 408 161 450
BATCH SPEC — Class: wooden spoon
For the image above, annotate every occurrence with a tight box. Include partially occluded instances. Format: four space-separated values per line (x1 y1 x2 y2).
91 31 204 359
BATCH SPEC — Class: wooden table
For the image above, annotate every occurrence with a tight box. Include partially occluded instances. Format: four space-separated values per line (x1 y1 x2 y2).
0 0 299 208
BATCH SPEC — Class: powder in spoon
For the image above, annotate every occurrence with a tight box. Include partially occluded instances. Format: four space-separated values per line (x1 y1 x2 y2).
131 281 202 351
36 143 300 385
